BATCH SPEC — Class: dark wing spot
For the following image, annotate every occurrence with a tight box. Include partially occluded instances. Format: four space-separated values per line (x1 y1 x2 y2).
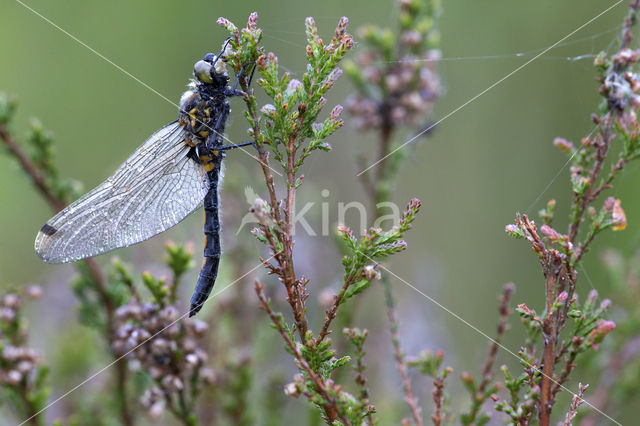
40 223 58 236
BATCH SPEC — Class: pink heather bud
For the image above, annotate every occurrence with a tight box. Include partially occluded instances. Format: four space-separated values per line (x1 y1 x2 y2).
329 105 343 120
1 294 21 309
248 12 258 29
588 289 599 303
286 79 303 95
625 71 640 91
25 285 42 299
16 361 33 374
335 16 349 38
284 382 300 397
540 225 562 241
185 353 200 366
461 371 474 385
402 92 425 110
188 319 209 337
592 320 616 339
553 137 575 153
148 400 165 421
260 104 276 116
0 308 16 322
217 17 231 27
386 74 401 92
406 198 422 213
160 306 178 322
613 48 640 65
6 370 22 385
570 166 581 179
401 30 422 46
505 224 519 233
337 225 353 237
600 299 612 310
328 68 343 83
201 368 216 384
518 303 532 315
556 291 569 304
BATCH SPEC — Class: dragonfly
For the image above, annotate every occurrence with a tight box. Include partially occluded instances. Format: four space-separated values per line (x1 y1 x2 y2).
34 42 254 316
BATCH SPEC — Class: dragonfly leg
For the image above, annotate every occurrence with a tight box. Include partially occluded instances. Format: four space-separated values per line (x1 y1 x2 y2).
220 141 264 155
232 61 257 92
211 38 232 69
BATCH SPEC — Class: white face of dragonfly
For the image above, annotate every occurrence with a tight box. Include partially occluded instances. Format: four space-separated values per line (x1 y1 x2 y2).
193 55 227 84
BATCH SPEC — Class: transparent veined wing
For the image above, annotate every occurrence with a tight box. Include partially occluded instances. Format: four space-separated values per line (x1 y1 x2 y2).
35 121 209 263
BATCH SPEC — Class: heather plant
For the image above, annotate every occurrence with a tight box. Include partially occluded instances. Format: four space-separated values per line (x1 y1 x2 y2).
578 248 640 425
0 287 48 426
500 2 640 423
220 13 427 424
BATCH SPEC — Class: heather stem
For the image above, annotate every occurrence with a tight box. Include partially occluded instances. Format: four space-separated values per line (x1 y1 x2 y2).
383 275 423 426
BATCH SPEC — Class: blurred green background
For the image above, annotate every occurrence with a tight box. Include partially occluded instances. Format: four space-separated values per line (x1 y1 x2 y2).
1 0 638 424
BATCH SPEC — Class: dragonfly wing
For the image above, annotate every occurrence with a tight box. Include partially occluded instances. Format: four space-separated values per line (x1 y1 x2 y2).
35 122 209 263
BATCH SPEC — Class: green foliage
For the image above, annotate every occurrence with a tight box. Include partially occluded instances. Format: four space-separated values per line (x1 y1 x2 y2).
71 263 109 330
0 93 82 206
407 349 447 378
337 198 420 305
0 92 18 125
165 242 194 288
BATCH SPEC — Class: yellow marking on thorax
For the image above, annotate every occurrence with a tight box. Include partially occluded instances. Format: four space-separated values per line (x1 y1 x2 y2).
188 108 198 128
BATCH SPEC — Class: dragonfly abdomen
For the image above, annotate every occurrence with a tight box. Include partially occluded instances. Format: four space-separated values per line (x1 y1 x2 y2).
189 160 223 317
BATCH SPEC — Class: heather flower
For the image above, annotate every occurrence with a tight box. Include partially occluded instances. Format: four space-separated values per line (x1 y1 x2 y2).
112 296 213 419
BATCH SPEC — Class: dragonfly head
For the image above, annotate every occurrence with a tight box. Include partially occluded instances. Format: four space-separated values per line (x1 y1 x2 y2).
194 53 228 85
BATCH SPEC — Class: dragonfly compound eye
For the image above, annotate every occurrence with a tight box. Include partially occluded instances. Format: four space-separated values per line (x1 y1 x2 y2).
203 53 215 62
194 60 214 84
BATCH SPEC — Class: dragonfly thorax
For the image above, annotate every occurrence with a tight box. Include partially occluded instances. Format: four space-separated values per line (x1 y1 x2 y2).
179 86 231 148
178 54 234 148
